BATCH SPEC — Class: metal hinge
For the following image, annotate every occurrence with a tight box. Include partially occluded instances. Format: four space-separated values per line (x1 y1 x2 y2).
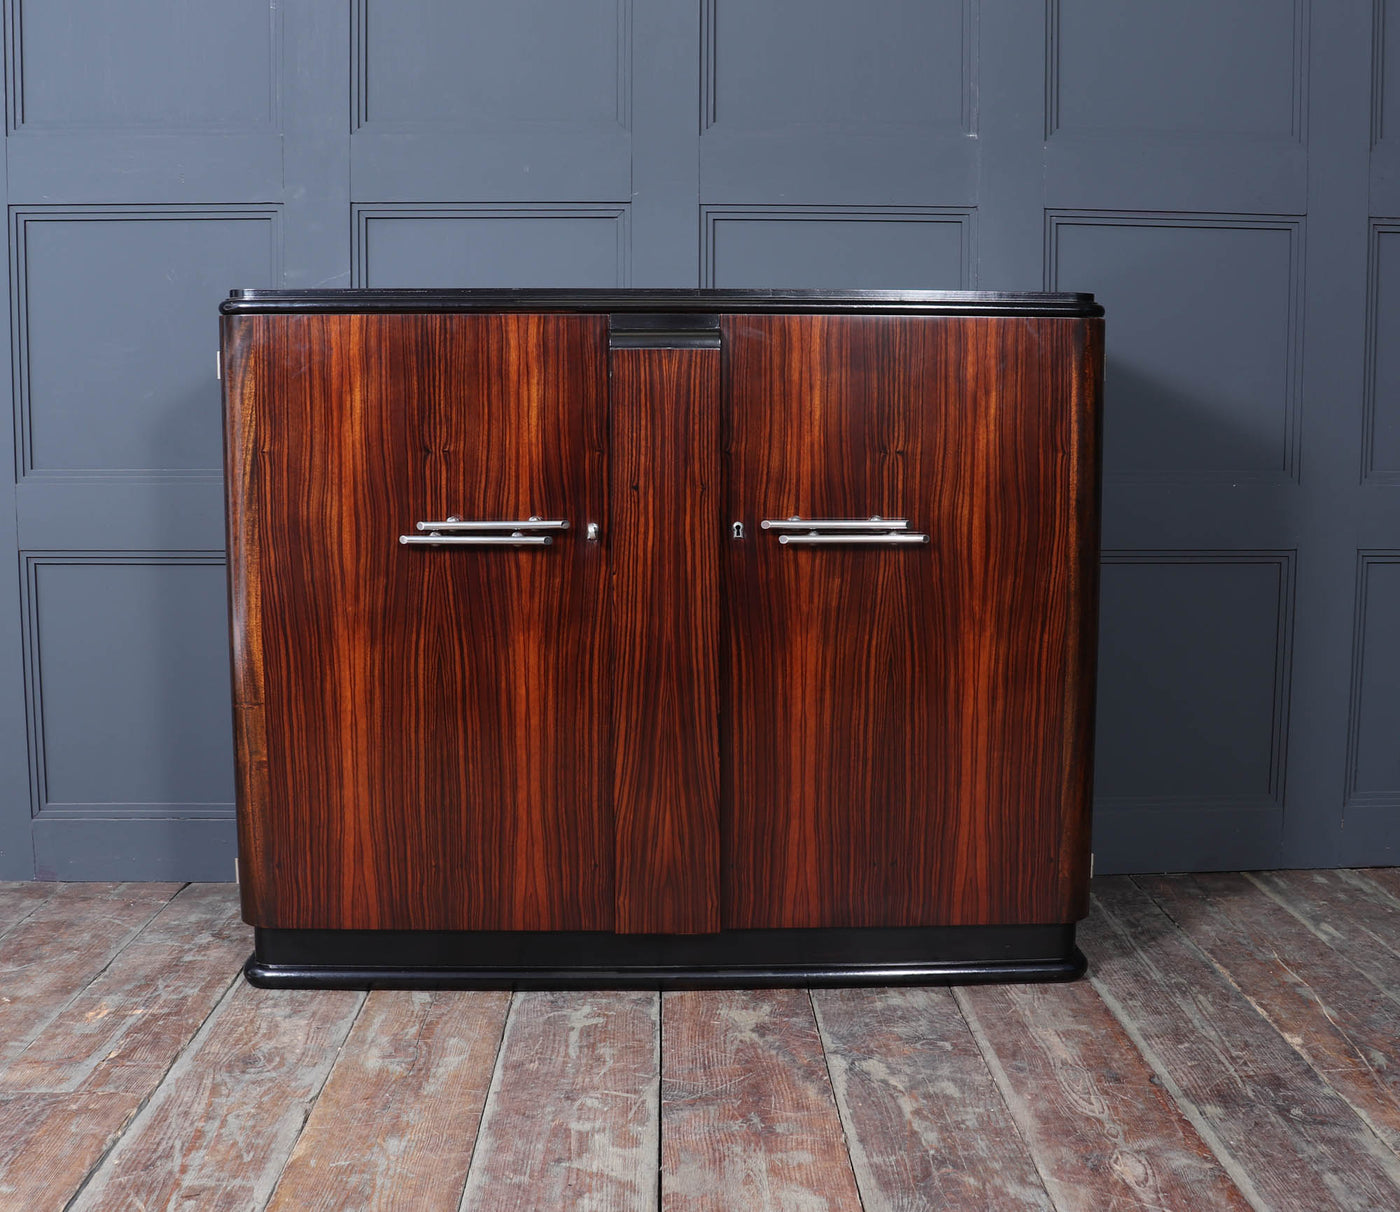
215 350 221 381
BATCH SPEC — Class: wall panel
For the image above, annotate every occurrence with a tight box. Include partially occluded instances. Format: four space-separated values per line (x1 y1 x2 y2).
1345 553 1400 813
699 0 977 204
354 206 629 288
21 555 233 820
12 207 279 476
0 0 346 878
1049 213 1303 484
350 0 631 202
1046 0 1308 213
1095 553 1294 814
1364 221 1400 481
702 207 971 288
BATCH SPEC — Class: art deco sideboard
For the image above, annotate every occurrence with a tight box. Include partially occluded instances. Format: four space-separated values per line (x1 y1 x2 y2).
220 288 1104 988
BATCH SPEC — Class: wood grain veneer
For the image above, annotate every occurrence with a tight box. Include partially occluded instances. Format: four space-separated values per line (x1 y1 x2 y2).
610 347 721 934
225 312 612 931
721 314 1101 928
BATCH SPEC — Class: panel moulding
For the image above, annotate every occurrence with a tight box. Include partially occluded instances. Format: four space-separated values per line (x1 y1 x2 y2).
19 551 233 823
1362 219 1400 483
3 0 283 134
1046 209 1306 486
350 204 631 288
1094 549 1296 816
8 204 283 482
1374 0 1390 148
700 205 977 289
1343 550 1400 813
699 0 978 136
351 0 633 133
1044 0 1309 144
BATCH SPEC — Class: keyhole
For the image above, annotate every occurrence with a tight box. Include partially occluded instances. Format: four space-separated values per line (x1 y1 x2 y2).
731 521 745 540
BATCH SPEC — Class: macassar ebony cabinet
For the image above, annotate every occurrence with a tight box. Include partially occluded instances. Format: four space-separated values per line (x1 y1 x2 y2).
220 289 1104 988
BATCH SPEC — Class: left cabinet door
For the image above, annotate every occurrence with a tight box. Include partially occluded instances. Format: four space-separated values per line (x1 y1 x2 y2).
225 312 612 931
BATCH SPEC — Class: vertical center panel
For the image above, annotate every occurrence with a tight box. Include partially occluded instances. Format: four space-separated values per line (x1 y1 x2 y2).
609 317 722 933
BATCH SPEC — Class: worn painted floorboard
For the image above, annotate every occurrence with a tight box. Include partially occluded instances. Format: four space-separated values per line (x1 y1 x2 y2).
814 986 1053 1211
956 977 1251 1210
1087 878 1400 1211
0 872 1399 1209
0 883 182 1069
662 989 862 1212
1142 871 1400 1160
68 980 364 1211
1 882 247 1095
0 881 57 939
267 989 511 1211
0 1090 141 1209
460 991 660 1212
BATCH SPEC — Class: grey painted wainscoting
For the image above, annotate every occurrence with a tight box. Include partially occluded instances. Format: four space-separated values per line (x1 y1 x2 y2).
0 0 1393 879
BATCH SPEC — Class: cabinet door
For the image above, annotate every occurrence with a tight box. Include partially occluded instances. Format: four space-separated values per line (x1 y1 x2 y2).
721 314 1099 929
227 312 611 931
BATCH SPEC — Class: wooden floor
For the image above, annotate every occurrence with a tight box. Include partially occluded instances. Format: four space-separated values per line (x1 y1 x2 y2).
3 872 1400 1209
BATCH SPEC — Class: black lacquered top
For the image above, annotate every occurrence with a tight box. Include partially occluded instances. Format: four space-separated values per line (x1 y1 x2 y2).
221 288 1102 319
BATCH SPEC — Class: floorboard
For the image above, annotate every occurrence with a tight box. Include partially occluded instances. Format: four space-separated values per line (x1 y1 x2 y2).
1 871 1399 1209
1251 869 1400 989
0 1091 140 1209
0 883 182 1069
1087 878 1400 1211
459 991 659 1212
661 989 861 1212
1 883 246 1095
1142 871 1400 1159
956 977 1251 1210
68 980 363 1211
267 990 510 1211
1359 867 1400 903
0 881 57 939
815 986 1053 1211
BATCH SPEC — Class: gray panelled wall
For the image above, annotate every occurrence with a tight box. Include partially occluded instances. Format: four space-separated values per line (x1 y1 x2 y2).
0 0 1394 880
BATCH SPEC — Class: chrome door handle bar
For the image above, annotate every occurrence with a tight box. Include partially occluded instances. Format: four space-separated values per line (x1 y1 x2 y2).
400 515 567 546
760 516 929 545
760 517 908 532
776 532 929 545
415 517 569 532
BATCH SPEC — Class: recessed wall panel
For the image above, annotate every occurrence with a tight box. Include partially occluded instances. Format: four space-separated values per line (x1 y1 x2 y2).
13 208 279 475
703 0 968 134
357 0 627 130
697 0 977 204
1378 0 1400 147
355 207 628 288
1095 554 1293 811
1346 554 1400 806
704 208 969 288
1051 0 1303 139
10 0 276 130
23 557 234 816
1050 214 1302 482
1366 223 1400 479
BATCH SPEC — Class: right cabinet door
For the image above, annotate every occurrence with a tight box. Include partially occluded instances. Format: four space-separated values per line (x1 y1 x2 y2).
721 313 1101 929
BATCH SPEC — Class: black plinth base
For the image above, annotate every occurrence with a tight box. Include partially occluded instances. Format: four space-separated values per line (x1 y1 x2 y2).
244 923 1086 990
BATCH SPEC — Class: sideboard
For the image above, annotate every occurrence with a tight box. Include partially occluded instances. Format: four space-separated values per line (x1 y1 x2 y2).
220 288 1104 988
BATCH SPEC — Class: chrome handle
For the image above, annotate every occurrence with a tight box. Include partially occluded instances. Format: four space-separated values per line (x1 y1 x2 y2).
400 532 553 546
760 516 928 545
415 516 569 532
777 532 928 545
760 517 908 532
